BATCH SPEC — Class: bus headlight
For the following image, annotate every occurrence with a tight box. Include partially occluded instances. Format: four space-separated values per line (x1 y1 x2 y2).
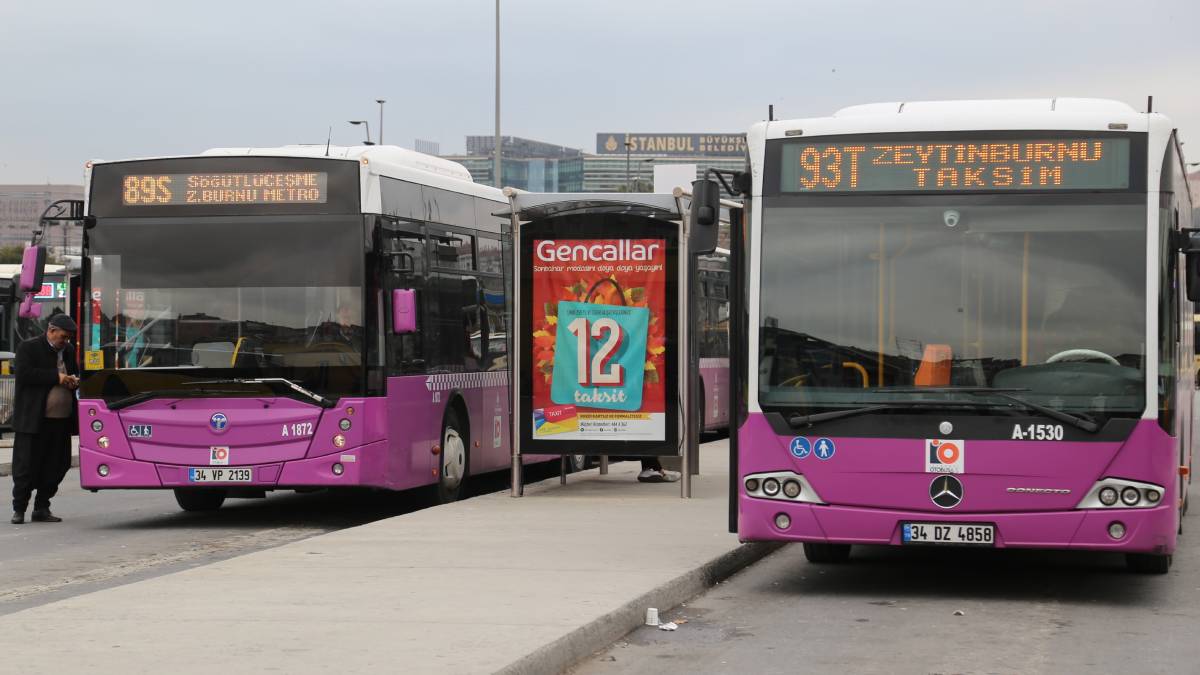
742 471 825 505
1077 478 1164 510
97 464 110 477
1120 487 1141 506
782 480 802 498
339 418 352 431
91 420 103 433
97 436 110 449
333 434 347 448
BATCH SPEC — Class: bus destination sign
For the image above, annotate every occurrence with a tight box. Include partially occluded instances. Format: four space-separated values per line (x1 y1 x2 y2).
121 172 329 206
778 137 1130 193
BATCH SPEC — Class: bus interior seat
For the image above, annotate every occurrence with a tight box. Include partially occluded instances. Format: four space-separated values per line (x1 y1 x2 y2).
914 344 952 386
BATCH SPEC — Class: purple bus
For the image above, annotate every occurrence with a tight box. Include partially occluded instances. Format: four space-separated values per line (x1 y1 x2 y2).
77 146 539 510
735 99 1194 573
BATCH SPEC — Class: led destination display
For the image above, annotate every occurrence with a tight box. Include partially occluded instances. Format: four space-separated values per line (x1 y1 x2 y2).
778 137 1131 193
121 172 328 206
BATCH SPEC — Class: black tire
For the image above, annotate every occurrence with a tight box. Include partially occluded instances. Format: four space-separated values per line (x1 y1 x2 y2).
803 542 852 564
436 408 469 504
173 488 226 512
1126 553 1172 574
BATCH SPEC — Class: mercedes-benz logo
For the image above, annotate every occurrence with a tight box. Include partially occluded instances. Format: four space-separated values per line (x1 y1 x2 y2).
930 475 963 509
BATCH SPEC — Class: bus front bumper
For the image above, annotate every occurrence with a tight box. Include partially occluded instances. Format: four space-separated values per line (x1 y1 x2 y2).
739 497 1177 555
79 442 389 491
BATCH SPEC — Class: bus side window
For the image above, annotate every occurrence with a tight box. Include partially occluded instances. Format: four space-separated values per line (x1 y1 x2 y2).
480 275 506 370
383 223 427 376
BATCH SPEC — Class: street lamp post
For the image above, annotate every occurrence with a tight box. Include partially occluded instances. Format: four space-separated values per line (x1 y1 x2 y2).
348 120 373 145
376 99 386 145
494 0 501 187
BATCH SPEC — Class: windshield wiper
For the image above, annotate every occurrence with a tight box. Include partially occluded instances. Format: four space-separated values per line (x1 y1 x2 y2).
107 388 247 411
187 377 335 408
883 386 1099 433
787 399 1002 429
984 391 1098 433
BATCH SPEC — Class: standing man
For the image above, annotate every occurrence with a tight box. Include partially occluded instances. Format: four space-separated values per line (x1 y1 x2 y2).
10 313 79 524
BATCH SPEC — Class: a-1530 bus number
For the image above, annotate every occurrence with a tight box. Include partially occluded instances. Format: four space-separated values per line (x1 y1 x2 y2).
1010 424 1065 440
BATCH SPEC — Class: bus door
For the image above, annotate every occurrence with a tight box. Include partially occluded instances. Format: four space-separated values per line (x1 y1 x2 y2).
381 219 433 477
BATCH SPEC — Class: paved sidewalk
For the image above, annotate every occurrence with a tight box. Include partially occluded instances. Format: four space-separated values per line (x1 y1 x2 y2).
0 436 79 477
0 440 774 674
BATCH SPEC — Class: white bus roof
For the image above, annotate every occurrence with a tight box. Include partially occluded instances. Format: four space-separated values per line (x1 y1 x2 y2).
89 144 504 204
764 98 1159 139
200 144 473 182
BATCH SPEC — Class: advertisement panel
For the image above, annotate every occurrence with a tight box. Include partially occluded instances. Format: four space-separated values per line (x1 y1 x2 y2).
530 238 667 441
517 210 679 457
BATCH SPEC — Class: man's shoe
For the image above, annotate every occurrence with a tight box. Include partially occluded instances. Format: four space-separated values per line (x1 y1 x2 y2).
30 509 62 523
638 469 667 483
10 512 24 525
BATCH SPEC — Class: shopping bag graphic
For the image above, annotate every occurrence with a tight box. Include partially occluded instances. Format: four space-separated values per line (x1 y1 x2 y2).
550 298 649 411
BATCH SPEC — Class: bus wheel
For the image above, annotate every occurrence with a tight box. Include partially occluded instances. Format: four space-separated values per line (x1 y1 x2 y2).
802 542 851 564
173 488 226 512
437 409 469 504
1126 553 1171 574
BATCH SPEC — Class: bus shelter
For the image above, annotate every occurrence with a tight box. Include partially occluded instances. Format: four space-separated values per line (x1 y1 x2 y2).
503 192 697 498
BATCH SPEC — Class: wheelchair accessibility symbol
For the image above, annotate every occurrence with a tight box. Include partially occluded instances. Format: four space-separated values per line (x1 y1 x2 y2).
789 437 812 459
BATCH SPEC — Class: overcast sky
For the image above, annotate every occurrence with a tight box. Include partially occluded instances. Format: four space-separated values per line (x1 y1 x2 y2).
2 0 1197 184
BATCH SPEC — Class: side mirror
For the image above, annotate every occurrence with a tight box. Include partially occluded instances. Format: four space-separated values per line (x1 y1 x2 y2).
392 289 417 334
689 179 720 254
1185 232 1200 302
18 246 46 294
18 294 41 320
1188 255 1200 303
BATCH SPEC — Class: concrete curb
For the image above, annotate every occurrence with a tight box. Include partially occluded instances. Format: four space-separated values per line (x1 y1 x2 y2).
494 541 784 675
0 456 79 478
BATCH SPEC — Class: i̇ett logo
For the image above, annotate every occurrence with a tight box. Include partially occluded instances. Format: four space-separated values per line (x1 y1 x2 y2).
209 412 229 433
926 438 964 474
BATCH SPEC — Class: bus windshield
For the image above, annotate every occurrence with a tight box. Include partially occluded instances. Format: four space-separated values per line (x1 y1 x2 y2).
81 215 365 399
758 199 1146 419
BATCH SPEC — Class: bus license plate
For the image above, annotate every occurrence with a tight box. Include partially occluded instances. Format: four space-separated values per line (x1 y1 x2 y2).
188 467 253 483
902 522 994 546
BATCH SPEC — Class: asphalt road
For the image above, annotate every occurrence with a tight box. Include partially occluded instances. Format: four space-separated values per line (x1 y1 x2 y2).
0 462 563 617
576 513 1200 675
